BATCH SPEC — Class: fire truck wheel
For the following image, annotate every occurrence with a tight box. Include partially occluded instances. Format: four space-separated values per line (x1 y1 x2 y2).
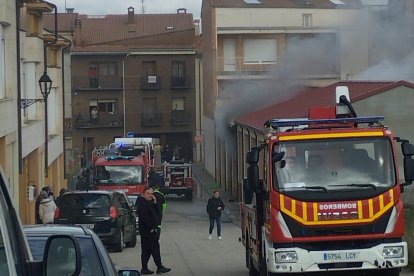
125 228 137 248
112 228 125 252
184 191 193 201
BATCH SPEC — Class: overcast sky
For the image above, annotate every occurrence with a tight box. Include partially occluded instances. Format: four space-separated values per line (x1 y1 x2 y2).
54 0 203 18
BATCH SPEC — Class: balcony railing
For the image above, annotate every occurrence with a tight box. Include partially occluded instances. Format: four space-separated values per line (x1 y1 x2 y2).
74 113 124 128
171 76 191 89
171 110 192 125
217 57 275 74
141 112 162 126
141 76 162 90
72 76 123 90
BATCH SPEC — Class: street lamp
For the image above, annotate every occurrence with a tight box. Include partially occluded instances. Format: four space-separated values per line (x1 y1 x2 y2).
38 71 52 98
19 71 53 177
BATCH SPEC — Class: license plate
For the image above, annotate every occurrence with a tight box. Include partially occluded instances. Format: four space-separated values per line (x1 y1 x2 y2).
82 224 95 230
323 252 359 261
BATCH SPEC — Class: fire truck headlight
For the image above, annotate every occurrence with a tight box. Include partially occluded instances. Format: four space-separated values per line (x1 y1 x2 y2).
382 246 404 259
275 251 298 263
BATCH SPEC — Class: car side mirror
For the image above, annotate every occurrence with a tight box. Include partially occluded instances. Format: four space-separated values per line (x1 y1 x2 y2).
44 235 81 276
118 269 141 276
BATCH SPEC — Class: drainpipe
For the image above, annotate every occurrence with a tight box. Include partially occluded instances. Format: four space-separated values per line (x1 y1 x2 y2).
59 35 72 178
42 1 58 178
122 53 130 137
16 0 23 174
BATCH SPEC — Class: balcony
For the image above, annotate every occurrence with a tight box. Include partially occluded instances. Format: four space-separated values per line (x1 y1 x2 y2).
72 76 123 90
171 76 192 89
141 113 162 126
140 76 162 90
171 110 192 125
217 57 275 74
74 113 124 129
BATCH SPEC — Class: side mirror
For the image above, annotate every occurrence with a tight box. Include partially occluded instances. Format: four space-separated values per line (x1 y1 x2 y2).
246 149 260 164
403 158 414 185
402 143 414 156
272 151 285 163
118 269 141 276
44 235 81 276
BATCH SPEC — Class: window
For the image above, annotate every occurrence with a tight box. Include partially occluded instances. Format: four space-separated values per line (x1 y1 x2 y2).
243 39 277 64
223 39 236 71
22 62 37 120
142 61 157 76
0 25 5 99
88 64 98 88
172 98 185 111
47 48 59 67
99 63 116 76
302 14 312 27
97 100 117 114
29 14 40 35
172 62 186 78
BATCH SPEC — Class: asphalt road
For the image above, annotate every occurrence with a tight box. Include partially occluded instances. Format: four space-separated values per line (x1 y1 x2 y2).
110 187 413 276
110 193 247 276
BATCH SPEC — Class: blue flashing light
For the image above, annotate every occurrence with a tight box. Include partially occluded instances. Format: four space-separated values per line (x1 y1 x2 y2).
268 116 384 128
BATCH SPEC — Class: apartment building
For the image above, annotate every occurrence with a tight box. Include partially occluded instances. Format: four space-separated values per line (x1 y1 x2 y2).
0 0 69 223
201 0 371 196
0 0 19 205
71 8 198 164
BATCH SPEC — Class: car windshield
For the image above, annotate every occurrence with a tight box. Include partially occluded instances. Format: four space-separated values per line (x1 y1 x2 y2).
96 165 143 185
59 194 111 218
273 137 396 191
27 236 105 276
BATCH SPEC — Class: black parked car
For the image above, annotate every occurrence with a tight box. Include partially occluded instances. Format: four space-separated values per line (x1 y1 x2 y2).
54 190 137 252
24 225 140 276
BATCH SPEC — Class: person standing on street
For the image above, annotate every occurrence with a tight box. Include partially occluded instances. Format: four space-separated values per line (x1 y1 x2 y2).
39 191 57 224
149 173 166 239
207 190 225 240
136 188 171 275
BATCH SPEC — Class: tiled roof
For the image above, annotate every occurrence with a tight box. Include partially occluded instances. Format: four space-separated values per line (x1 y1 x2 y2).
210 0 362 9
235 80 414 132
75 13 194 46
43 13 79 32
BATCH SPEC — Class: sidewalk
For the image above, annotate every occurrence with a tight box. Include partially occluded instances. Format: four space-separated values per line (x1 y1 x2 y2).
192 163 241 227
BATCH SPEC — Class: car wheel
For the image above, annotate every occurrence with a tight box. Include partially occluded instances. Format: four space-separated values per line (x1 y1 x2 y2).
125 226 137 248
112 229 124 252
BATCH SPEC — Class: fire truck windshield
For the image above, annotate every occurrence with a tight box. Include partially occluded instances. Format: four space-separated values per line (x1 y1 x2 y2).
96 165 144 185
273 137 396 191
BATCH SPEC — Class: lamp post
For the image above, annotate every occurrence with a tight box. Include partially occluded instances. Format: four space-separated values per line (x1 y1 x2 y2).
39 71 52 178
19 71 52 177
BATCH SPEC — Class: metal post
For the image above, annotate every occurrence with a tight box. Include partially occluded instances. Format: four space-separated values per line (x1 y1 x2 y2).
44 83 48 178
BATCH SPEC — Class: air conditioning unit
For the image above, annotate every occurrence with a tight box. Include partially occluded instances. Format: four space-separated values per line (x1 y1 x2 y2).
147 76 157 84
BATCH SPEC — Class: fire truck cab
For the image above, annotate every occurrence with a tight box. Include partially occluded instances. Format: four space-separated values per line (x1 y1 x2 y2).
161 161 194 200
91 137 158 195
241 87 414 275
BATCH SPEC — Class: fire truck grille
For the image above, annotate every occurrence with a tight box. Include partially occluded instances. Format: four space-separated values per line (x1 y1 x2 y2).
281 209 391 238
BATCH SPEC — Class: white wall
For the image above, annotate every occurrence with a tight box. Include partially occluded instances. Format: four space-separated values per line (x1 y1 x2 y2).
216 8 363 29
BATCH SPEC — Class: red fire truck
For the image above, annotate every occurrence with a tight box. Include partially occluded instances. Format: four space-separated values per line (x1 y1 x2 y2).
241 87 414 276
91 137 157 195
161 161 194 200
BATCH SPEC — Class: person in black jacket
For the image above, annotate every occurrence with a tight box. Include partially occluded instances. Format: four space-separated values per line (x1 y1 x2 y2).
135 188 171 275
206 190 225 240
